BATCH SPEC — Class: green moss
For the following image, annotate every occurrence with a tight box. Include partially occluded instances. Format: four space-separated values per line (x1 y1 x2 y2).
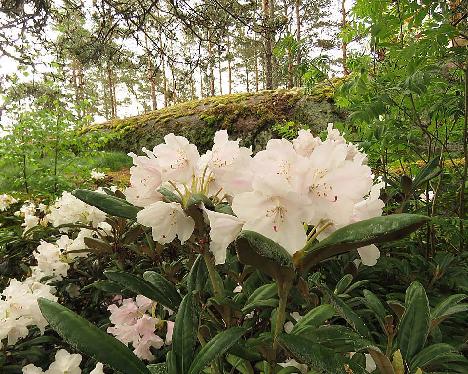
85 85 345 153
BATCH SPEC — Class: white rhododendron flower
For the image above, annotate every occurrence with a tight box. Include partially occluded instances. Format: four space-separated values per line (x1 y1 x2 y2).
1 277 57 347
253 138 308 192
137 201 195 244
22 349 87 374
203 206 244 264
0 194 18 211
90 363 105 374
47 349 82 374
47 192 106 227
202 130 253 195
90 169 106 180
232 177 308 255
153 133 200 183
293 129 322 157
31 241 69 282
128 128 385 265
125 150 163 207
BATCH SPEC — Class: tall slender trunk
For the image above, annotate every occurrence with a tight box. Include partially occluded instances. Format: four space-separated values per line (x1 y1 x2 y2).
21 132 29 194
460 62 468 251
295 0 301 86
341 0 349 75
262 0 274 90
145 34 157 110
284 1 293 88
106 62 116 118
199 66 204 98
218 56 223 95
227 36 232 94
254 37 259 91
190 73 196 100
245 61 250 92
208 31 215 96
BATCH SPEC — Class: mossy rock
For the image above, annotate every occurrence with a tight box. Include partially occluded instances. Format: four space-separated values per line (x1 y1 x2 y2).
84 81 346 153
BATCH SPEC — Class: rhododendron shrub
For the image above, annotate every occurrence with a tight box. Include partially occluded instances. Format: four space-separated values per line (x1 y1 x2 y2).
2 128 439 374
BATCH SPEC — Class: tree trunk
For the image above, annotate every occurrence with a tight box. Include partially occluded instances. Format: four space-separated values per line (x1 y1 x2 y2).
245 61 250 92
254 37 259 92
208 31 215 96
295 0 301 86
262 0 274 90
341 0 349 75
199 66 204 98
218 56 223 95
227 36 232 94
106 62 116 118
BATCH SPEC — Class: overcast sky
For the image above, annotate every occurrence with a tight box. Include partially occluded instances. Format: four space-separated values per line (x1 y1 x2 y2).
0 0 358 136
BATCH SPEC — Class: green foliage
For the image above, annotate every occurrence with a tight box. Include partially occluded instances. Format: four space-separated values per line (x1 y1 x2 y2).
38 298 150 374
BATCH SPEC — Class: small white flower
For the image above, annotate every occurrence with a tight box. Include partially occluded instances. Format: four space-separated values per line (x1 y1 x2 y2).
137 201 195 244
357 245 381 266
46 349 82 374
90 363 105 374
419 190 434 202
91 169 106 180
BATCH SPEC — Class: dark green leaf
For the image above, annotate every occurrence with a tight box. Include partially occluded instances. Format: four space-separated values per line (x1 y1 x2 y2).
397 281 430 362
235 231 295 282
188 327 247 374
173 293 198 374
104 270 178 310
143 271 182 309
38 298 149 374
187 255 208 293
299 214 429 273
72 189 141 220
277 333 352 374
409 343 463 371
290 305 335 335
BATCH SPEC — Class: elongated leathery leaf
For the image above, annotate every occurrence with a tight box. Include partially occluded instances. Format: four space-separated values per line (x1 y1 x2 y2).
319 284 370 338
235 230 294 282
187 255 208 293
290 304 335 335
172 293 198 374
72 189 141 220
397 281 430 362
431 294 467 326
412 156 441 190
298 214 429 273
277 333 358 374
242 282 278 312
409 343 465 371
104 270 178 310
38 298 149 374
188 327 247 374
143 271 181 309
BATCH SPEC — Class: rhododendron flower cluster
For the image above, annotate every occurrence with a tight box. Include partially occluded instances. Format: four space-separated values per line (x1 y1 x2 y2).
0 193 18 211
107 295 174 360
0 190 110 350
128 126 385 266
0 278 57 347
22 349 104 374
14 201 49 233
47 191 106 228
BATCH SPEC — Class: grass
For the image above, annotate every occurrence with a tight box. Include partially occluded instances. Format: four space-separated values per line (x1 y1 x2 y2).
0 150 132 197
